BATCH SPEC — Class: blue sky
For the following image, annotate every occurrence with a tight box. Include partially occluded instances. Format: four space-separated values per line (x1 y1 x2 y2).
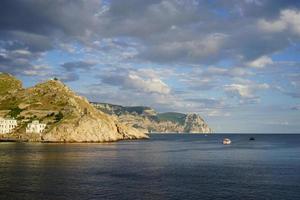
0 0 300 133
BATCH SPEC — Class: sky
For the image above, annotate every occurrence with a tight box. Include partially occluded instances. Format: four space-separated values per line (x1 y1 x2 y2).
0 0 299 133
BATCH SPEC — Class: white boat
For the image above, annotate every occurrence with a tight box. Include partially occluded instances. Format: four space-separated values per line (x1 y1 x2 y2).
223 138 231 145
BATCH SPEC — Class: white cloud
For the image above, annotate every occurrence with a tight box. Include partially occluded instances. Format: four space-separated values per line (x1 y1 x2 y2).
246 55 274 68
207 110 231 117
206 66 254 76
12 49 32 56
258 19 287 33
100 68 171 95
258 9 300 35
126 72 171 94
23 65 50 76
224 82 269 103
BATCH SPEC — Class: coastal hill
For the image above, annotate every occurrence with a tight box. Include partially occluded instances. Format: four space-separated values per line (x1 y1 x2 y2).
91 102 212 133
0 73 22 95
0 73 148 142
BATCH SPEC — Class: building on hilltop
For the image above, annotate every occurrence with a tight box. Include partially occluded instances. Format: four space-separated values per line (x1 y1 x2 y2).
0 118 18 134
26 120 46 134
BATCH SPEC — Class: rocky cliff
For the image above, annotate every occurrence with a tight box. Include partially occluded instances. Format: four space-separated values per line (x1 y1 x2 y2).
0 73 148 142
92 103 212 134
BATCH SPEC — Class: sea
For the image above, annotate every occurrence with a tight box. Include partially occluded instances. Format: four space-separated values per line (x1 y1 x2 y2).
0 134 300 200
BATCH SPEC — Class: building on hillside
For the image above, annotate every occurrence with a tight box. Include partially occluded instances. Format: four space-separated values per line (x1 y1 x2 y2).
0 118 18 134
26 120 46 134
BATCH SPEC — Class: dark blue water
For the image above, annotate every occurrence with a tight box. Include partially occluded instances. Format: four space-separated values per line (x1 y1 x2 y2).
0 134 300 200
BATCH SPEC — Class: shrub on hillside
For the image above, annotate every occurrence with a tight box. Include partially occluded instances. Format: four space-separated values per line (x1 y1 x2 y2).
8 107 23 118
55 111 63 122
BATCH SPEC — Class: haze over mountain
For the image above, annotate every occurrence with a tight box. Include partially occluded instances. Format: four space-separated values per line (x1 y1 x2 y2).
0 1 299 133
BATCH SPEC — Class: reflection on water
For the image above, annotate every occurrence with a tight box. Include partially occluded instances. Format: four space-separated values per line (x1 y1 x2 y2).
0 134 300 200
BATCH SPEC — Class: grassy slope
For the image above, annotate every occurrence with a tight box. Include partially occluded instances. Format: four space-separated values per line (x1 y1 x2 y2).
0 73 22 94
93 102 189 125
93 102 154 115
0 73 23 109
156 112 187 125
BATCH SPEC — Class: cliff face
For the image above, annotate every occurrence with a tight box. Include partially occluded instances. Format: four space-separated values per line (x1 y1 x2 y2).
92 103 212 134
183 114 211 133
0 74 148 142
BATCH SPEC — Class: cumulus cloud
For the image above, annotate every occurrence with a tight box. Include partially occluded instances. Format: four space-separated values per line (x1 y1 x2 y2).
207 110 231 117
179 66 254 92
0 0 101 74
258 9 300 35
0 0 101 38
258 19 287 32
0 47 46 76
246 55 274 68
99 68 171 95
22 65 49 76
1 0 300 70
224 81 269 103
205 67 254 77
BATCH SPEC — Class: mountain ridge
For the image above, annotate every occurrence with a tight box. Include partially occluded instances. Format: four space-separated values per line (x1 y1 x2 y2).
91 102 212 134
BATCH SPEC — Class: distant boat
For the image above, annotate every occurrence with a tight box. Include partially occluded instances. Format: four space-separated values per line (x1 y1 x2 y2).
249 137 255 141
223 138 231 145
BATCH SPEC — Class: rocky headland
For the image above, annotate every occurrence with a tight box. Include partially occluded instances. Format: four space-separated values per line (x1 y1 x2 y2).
0 73 148 142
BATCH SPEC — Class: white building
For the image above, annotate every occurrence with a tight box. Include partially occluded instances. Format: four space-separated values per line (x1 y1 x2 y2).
26 120 46 134
0 118 18 134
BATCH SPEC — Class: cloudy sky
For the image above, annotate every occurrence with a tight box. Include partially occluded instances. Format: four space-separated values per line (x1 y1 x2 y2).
1 0 300 133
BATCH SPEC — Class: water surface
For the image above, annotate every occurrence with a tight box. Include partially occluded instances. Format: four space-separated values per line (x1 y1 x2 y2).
0 134 300 200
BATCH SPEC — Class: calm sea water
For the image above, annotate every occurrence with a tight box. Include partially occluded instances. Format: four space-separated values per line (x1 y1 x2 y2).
0 134 300 200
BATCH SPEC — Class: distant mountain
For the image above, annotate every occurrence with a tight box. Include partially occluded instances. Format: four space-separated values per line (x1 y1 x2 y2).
0 73 148 142
91 102 212 134
92 102 156 116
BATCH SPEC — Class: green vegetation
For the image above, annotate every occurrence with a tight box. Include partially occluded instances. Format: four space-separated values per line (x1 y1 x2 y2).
55 111 64 122
46 112 55 117
7 107 24 118
0 96 20 109
157 112 187 125
126 106 153 115
16 116 25 120
92 102 155 116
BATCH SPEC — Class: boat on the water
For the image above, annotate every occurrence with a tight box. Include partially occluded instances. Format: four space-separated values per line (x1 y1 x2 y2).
223 138 231 145
249 137 255 141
